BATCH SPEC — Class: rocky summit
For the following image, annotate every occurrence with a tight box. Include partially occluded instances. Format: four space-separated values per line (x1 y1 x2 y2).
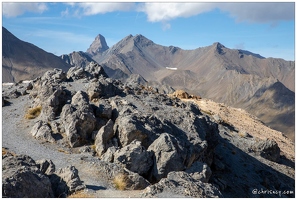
2 63 295 198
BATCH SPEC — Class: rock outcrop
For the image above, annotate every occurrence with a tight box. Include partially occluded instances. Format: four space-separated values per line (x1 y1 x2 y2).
60 91 97 147
2 154 54 198
31 120 55 143
2 151 85 198
4 64 294 198
114 140 153 176
142 171 222 198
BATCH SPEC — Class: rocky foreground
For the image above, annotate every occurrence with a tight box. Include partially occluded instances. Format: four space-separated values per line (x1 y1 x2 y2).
2 62 295 198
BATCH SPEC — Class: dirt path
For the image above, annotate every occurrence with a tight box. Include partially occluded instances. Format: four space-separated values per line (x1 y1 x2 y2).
2 93 143 198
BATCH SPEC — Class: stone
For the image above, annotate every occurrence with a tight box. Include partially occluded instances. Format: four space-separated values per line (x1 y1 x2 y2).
171 89 190 99
87 76 121 100
66 62 107 80
50 165 85 197
36 159 56 175
31 120 55 143
8 89 21 98
252 139 280 162
141 171 222 198
185 161 212 183
40 86 69 121
60 91 97 147
85 62 108 78
101 146 118 162
95 100 113 119
2 154 54 198
94 119 115 157
113 140 153 176
67 66 85 80
148 133 187 182
41 68 67 83
86 160 150 190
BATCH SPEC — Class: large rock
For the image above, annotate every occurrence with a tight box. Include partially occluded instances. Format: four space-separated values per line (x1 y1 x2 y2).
185 161 212 183
60 91 97 147
40 86 69 120
87 76 122 100
111 93 214 175
95 99 113 119
148 133 187 182
95 119 115 157
142 171 222 198
2 154 54 198
49 165 85 198
67 62 107 80
41 68 67 83
31 120 55 143
252 139 280 162
84 159 150 190
113 140 153 176
36 159 56 175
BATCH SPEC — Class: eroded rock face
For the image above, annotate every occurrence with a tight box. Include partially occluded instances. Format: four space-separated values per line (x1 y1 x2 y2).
2 154 54 198
50 165 85 198
111 94 214 176
87 76 122 100
67 62 107 80
60 91 97 147
141 171 222 198
95 119 115 157
148 133 187 182
185 161 212 183
83 159 151 190
31 120 55 143
252 139 280 162
114 140 153 176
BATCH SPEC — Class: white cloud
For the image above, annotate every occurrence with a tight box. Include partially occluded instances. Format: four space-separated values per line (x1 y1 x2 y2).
139 3 216 22
138 2 294 24
219 2 295 23
74 3 135 16
3 2 48 18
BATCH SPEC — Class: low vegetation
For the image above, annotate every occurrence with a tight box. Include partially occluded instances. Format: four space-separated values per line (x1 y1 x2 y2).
113 173 128 190
25 106 42 119
67 191 94 198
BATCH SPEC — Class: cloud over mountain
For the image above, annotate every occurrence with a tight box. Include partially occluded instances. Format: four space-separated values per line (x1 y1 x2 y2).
3 2 48 18
140 2 294 24
4 2 294 26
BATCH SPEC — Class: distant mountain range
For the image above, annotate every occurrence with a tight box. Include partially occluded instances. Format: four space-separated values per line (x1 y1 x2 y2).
2 27 295 140
2 27 71 82
85 34 294 140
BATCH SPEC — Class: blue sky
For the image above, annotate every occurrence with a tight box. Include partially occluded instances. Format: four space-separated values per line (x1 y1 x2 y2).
2 2 295 61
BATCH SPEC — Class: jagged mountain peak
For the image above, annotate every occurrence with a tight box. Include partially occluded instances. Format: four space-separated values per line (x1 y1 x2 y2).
132 34 154 46
211 42 226 54
213 42 226 48
86 34 109 56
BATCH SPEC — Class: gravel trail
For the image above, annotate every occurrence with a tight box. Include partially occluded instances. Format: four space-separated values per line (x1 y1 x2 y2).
2 92 144 197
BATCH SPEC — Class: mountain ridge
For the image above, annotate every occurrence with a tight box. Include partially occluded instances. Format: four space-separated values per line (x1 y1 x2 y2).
85 33 295 140
2 27 72 83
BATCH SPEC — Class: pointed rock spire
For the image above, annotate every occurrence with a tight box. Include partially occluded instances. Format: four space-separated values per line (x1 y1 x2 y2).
87 34 109 56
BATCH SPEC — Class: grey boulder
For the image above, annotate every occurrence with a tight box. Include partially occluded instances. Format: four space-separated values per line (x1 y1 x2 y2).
113 140 153 176
142 171 222 198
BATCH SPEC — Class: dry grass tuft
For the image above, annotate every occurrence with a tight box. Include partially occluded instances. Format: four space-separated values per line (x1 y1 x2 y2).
2 148 9 156
2 148 16 157
25 106 42 119
113 173 128 190
58 148 70 154
67 191 94 198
